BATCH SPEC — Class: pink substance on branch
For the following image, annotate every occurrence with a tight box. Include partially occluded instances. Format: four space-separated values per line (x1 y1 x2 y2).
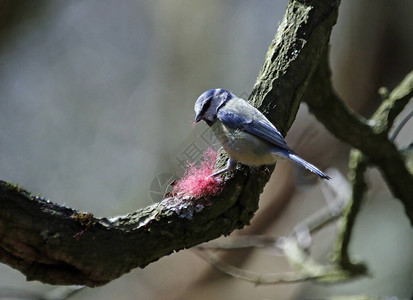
173 148 222 197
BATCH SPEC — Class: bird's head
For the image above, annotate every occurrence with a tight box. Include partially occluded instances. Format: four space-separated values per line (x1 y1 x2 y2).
194 88 234 126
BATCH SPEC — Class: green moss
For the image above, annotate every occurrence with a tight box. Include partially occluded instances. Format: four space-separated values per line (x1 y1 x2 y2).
71 212 96 227
5 182 24 192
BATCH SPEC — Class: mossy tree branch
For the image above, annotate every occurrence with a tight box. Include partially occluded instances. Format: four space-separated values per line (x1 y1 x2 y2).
302 41 413 282
331 149 369 274
0 0 341 286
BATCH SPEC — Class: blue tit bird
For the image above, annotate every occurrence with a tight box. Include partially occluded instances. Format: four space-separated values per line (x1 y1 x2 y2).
194 88 330 179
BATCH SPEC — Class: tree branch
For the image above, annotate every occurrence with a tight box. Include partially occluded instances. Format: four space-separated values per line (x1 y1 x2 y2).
0 0 340 286
331 149 368 274
304 53 413 224
194 171 368 285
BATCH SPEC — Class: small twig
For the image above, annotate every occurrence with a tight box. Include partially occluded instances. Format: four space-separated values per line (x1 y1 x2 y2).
331 149 368 274
390 108 413 141
372 72 413 135
199 169 350 250
291 169 350 241
46 286 85 300
193 247 318 285
196 169 368 284
198 235 278 250
195 237 361 285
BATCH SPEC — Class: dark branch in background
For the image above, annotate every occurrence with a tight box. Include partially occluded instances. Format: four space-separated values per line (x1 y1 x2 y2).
330 78 413 272
0 0 341 286
304 56 413 224
303 41 413 279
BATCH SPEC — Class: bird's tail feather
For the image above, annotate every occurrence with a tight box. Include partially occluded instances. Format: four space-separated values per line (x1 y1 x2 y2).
288 153 330 180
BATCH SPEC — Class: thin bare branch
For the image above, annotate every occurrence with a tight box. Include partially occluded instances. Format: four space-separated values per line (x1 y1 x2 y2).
195 172 368 285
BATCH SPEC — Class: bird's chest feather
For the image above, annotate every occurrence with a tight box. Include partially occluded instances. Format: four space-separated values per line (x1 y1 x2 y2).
211 120 276 166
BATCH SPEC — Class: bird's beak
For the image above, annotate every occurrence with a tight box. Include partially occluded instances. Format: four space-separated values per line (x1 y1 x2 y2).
194 113 203 123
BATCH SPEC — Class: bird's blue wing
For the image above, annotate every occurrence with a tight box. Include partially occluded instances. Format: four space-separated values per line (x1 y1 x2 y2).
217 100 290 150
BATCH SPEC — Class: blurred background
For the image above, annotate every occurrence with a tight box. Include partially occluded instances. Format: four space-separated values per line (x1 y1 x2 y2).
0 0 412 299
